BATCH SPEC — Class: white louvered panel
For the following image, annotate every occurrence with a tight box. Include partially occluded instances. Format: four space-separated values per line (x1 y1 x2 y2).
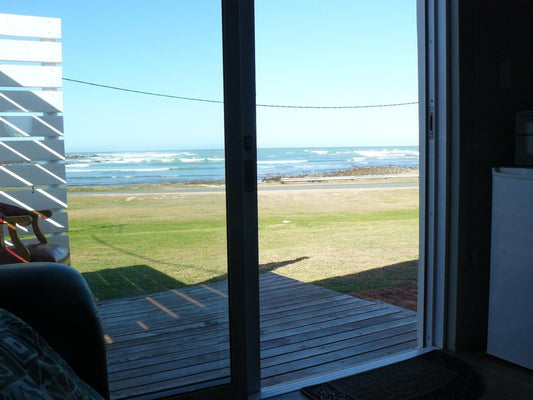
0 116 63 137
0 164 66 187
0 65 62 88
2 211 68 237
0 14 69 253
0 14 61 39
38 211 69 233
41 234 69 248
0 139 64 162
0 187 67 210
0 39 62 63
0 91 62 113
43 234 69 248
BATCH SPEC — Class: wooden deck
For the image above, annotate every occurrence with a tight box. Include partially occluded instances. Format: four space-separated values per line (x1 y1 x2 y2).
98 273 418 399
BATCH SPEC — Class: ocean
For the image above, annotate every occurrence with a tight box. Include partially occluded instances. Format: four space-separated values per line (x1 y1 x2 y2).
65 146 419 187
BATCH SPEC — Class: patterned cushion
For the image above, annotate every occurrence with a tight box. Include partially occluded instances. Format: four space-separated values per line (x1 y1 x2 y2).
0 308 104 399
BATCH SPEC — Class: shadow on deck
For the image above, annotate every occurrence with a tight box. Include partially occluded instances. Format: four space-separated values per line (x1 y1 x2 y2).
97 272 418 399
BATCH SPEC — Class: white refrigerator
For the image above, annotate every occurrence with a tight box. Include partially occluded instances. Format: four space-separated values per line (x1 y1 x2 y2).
488 167 533 370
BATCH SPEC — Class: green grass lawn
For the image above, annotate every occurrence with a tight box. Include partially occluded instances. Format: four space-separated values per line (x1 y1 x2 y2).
67 186 419 300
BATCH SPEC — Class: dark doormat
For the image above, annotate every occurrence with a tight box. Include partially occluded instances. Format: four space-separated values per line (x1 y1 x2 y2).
301 351 483 400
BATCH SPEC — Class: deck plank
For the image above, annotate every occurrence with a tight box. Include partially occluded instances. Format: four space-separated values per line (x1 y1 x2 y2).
100 272 417 399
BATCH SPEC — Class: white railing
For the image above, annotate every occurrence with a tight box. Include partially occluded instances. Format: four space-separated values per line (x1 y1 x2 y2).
0 13 68 248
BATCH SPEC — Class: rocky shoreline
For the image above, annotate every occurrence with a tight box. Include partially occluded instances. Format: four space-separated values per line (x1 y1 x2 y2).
261 166 419 183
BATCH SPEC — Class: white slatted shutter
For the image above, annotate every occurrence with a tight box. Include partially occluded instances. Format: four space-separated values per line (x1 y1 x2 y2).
0 13 68 249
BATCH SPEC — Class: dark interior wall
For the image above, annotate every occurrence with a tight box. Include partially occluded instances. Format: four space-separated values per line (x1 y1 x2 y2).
450 0 533 351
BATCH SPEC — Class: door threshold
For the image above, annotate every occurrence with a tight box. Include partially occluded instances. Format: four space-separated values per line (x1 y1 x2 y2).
253 347 437 400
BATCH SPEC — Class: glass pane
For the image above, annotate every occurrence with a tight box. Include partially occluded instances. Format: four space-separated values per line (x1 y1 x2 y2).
255 0 420 389
0 2 230 398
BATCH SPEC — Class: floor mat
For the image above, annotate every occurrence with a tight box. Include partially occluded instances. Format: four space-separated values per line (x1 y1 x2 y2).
301 351 483 400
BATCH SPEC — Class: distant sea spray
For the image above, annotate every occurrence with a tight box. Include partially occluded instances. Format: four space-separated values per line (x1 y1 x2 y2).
65 146 419 187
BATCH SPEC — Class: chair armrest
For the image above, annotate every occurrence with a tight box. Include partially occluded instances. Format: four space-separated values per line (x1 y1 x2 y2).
2 215 32 226
31 213 48 244
2 215 32 260
36 209 53 219
0 262 110 399
0 204 51 220
3 210 49 245
0 204 51 258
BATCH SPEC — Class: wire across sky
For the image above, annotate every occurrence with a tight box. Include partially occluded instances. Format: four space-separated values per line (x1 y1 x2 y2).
63 78 418 110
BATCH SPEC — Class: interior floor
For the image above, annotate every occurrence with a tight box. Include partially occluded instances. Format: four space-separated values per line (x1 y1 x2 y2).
268 352 533 400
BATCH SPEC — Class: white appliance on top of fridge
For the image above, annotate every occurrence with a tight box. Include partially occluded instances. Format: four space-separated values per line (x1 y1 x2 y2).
488 167 533 370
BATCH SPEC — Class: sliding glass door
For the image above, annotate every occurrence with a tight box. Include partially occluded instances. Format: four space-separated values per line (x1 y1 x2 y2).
0 1 259 398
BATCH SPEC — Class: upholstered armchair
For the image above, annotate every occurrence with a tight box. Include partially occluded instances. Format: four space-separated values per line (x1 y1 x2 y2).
0 262 109 399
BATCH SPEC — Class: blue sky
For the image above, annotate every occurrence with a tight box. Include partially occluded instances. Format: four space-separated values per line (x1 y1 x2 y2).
2 1 418 152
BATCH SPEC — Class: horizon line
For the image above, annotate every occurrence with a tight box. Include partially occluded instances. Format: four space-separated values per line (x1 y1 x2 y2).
65 144 420 154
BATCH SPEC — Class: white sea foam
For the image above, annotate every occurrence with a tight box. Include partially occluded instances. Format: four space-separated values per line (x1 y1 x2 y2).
66 163 90 168
180 158 206 163
127 168 171 172
68 168 171 173
84 152 201 165
258 160 308 165
66 147 418 186
356 149 419 159
105 158 146 164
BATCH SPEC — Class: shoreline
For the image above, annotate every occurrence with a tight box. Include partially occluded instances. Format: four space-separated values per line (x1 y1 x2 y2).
67 166 419 193
262 165 418 183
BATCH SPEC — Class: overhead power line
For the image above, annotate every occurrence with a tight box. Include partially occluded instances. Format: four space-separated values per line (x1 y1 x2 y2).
62 78 223 104
62 77 418 109
258 101 419 109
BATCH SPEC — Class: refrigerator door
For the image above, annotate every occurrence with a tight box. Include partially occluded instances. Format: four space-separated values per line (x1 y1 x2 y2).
487 167 533 370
